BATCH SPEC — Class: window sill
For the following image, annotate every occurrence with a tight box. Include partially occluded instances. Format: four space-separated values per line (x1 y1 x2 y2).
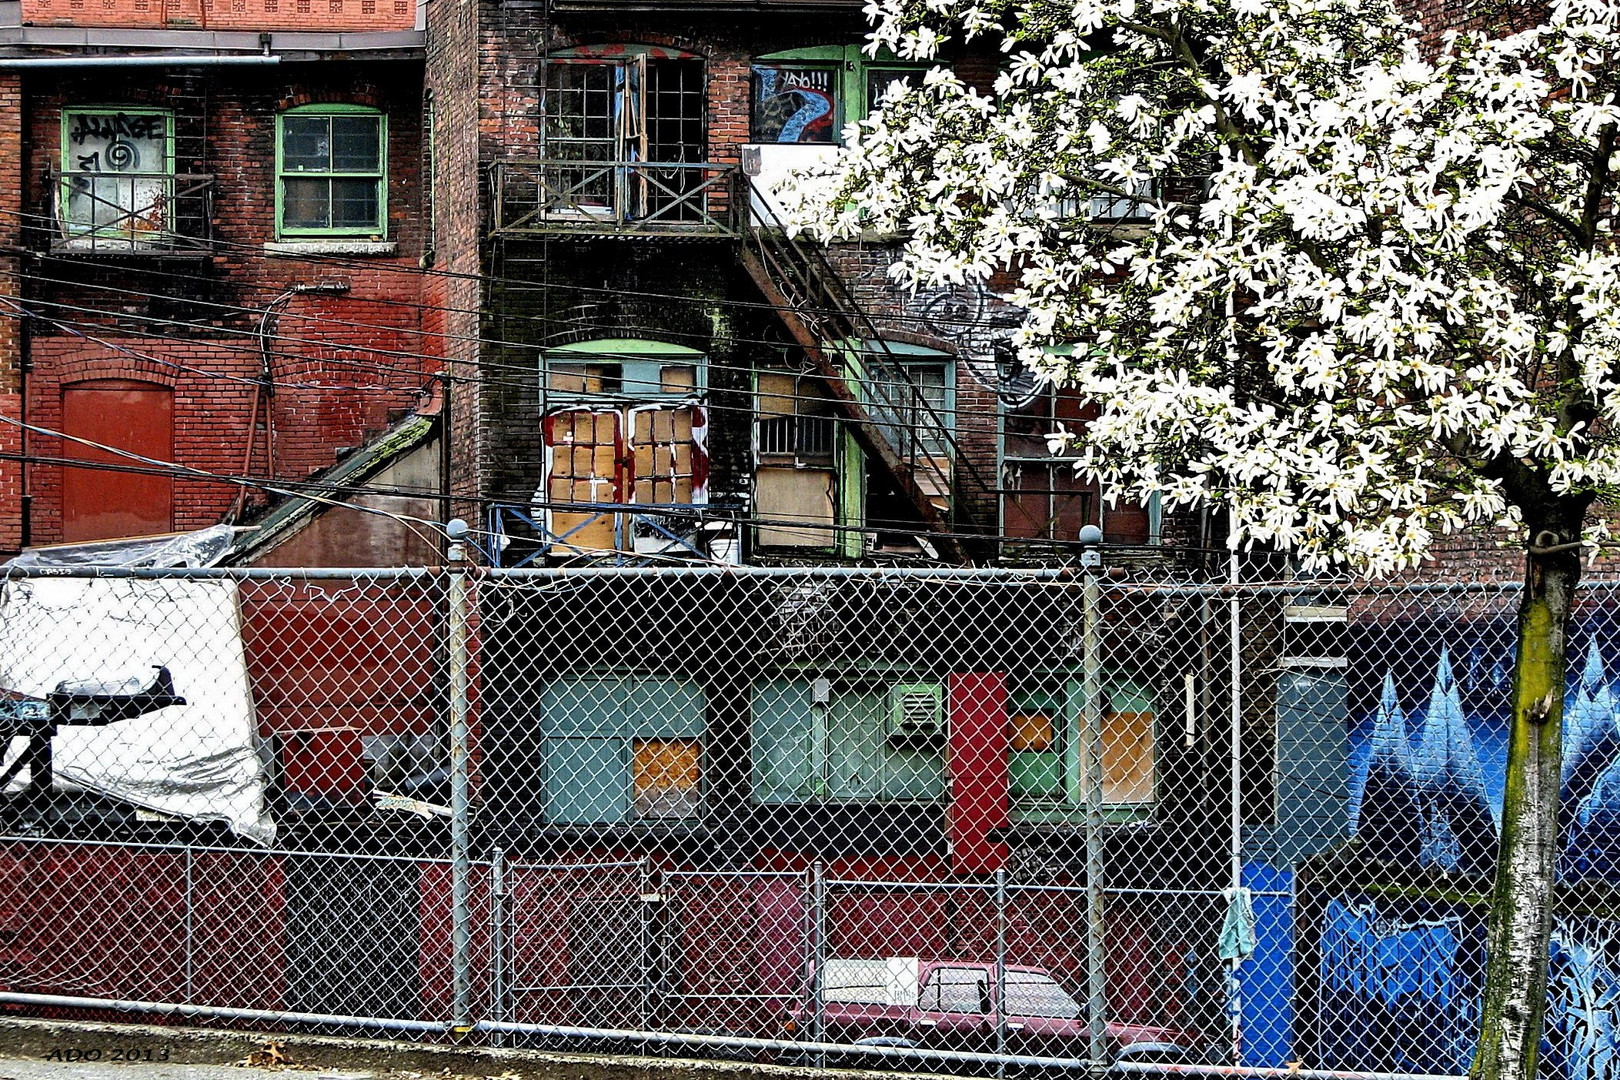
264 240 397 256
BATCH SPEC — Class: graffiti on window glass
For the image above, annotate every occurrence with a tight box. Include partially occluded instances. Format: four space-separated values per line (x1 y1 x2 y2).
66 111 168 174
60 110 171 243
751 66 836 144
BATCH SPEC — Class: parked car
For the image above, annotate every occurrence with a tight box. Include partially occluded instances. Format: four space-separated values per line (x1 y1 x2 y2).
785 957 1199 1066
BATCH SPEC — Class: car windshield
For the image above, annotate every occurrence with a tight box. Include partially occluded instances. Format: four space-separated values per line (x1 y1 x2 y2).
1005 971 1083 1019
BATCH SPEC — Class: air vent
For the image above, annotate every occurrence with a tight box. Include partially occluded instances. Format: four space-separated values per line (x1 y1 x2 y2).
886 682 944 744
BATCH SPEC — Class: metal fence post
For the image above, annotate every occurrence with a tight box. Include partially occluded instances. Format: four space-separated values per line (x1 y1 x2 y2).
183 846 194 1005
810 860 826 1069
639 857 652 1036
994 866 1008 1074
1080 531 1108 1069
489 848 506 1048
447 519 474 1035
1227 552 1244 1067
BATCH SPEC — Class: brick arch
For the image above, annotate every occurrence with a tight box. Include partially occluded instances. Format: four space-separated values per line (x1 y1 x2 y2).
55 355 180 389
544 35 712 59
278 84 384 112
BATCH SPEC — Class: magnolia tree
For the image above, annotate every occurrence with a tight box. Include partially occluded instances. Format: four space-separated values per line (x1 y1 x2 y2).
783 0 1620 1076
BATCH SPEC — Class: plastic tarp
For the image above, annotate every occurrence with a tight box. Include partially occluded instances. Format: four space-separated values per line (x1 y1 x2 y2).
0 576 272 844
4 524 242 569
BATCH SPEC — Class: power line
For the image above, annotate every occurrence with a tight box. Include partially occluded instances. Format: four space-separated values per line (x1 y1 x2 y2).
0 439 1066 554
0 204 1034 338
1 292 1056 512
2 267 1033 422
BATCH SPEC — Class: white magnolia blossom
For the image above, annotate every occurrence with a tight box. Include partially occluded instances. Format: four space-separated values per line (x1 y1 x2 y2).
780 0 1620 574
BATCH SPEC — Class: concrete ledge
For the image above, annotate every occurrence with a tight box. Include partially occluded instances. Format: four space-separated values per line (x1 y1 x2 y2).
264 240 397 256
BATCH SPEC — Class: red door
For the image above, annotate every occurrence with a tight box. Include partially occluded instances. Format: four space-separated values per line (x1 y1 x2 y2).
60 379 174 542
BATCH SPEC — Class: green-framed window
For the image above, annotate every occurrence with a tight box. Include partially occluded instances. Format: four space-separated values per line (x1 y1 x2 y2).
750 46 932 145
275 104 387 238
1010 677 1157 823
58 107 175 243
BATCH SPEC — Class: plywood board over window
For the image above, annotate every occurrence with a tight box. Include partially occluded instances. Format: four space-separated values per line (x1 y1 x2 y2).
629 404 705 506
542 407 623 553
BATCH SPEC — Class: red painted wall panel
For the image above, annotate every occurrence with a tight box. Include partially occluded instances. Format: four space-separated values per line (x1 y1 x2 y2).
946 671 1010 875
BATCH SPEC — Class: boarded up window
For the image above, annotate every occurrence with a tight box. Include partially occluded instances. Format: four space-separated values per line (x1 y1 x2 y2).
1008 684 1155 807
541 404 707 554
543 408 622 553
61 379 174 543
1103 710 1155 804
629 404 702 505
632 737 702 818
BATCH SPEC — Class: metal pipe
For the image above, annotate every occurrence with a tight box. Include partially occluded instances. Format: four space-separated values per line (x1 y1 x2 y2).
826 878 993 890
486 566 1068 580
0 55 282 67
0 992 448 1033
489 848 507 1048
1115 1065 1462 1080
465 1018 1463 1080
446 520 473 1032
810 860 827 1069
183 847 194 1006
0 566 447 581
0 831 454 864
994 866 1007 1072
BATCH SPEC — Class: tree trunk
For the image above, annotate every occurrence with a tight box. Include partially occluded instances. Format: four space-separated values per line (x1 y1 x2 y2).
1472 525 1583 1080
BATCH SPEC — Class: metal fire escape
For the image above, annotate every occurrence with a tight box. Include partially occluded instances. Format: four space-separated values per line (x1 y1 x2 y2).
741 196 971 560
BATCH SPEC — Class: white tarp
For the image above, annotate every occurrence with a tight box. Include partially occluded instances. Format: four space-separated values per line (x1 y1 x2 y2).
0 576 273 844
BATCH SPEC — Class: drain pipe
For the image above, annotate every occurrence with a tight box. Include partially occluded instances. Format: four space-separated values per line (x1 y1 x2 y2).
0 55 281 68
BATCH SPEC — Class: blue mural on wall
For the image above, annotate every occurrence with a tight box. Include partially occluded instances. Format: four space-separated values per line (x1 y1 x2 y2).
1319 633 1620 1079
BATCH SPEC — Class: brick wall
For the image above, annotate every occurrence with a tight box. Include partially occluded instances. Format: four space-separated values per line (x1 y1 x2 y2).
19 0 414 32
16 62 440 552
424 0 483 535
0 75 23 554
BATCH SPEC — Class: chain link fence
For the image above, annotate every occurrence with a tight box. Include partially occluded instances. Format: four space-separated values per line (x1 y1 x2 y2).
2 565 1618 1080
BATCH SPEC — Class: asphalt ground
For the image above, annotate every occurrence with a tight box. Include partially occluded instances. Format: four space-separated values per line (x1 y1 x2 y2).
0 1018 887 1080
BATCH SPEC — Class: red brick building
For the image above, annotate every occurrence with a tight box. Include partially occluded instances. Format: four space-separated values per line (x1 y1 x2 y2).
0 0 439 555
418 0 1166 569
0 0 1172 567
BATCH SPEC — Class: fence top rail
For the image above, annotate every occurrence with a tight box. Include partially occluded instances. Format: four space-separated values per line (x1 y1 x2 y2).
0 832 459 865
4 563 1610 588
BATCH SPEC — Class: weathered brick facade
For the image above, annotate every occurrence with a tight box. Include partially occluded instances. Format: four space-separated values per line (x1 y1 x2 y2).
0 51 440 552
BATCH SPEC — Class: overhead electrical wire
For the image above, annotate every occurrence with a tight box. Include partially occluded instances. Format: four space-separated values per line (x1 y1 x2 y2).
0 419 1092 556
0 271 1034 425
0 204 1037 338
0 293 1051 521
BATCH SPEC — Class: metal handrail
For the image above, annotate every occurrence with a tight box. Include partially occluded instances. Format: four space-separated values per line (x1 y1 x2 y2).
745 191 967 514
47 168 215 253
491 159 740 236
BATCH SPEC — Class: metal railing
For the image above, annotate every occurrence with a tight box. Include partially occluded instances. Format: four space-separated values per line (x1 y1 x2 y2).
741 193 983 551
486 502 743 566
491 159 740 237
46 169 215 254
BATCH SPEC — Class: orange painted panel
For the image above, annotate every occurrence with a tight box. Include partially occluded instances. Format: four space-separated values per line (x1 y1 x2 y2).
61 379 174 543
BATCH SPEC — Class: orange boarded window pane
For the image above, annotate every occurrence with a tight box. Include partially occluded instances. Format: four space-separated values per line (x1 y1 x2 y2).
1010 712 1055 753
632 737 702 818
1102 710 1154 804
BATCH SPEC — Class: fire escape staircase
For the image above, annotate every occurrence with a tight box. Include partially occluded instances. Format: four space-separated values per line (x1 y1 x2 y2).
741 198 965 559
